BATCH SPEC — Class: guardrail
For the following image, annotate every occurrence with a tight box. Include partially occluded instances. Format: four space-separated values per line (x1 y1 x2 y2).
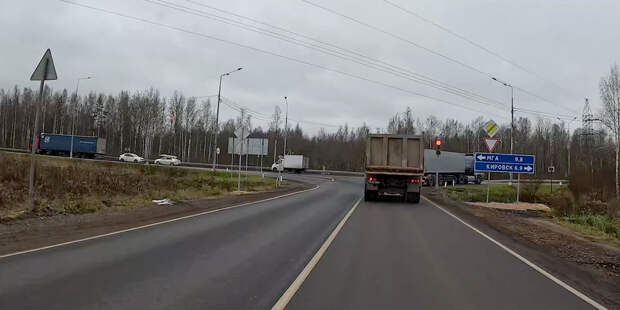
1 148 364 177
0 147 29 154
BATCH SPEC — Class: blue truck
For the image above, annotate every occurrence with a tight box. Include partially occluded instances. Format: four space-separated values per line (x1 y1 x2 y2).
37 133 106 158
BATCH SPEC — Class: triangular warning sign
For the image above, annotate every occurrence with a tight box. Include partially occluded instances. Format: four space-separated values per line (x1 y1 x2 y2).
30 49 57 81
484 138 499 153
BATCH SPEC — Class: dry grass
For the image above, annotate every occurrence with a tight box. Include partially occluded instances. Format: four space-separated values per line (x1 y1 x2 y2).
0 152 275 221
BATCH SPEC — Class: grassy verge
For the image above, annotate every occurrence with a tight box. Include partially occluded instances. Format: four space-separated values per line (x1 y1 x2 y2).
555 215 620 246
444 184 568 203
442 183 620 246
0 152 277 221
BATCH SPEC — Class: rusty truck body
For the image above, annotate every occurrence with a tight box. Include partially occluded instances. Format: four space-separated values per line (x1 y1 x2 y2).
364 134 425 203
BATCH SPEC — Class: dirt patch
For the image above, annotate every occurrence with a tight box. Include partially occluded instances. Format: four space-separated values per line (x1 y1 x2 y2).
423 188 620 309
470 201 551 212
0 182 309 256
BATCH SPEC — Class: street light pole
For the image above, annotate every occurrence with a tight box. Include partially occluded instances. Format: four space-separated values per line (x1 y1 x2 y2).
559 116 578 178
283 96 288 156
70 77 92 159
212 67 243 172
492 77 514 184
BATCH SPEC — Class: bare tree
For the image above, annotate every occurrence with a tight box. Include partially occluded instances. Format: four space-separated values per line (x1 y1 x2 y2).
599 64 620 199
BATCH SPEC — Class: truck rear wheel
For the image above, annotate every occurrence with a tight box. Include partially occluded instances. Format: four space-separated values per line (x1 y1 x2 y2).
406 192 420 203
364 190 377 201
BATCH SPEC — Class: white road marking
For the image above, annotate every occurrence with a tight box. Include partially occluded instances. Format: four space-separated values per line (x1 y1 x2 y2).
0 185 320 259
422 196 607 310
272 197 361 310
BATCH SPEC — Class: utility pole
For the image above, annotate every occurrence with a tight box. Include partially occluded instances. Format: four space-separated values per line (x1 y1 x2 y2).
212 67 243 172
492 77 514 184
70 76 92 159
283 96 289 156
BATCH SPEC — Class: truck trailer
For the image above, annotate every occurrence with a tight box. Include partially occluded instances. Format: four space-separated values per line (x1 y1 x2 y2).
423 150 482 186
364 134 424 203
272 155 309 173
37 133 106 158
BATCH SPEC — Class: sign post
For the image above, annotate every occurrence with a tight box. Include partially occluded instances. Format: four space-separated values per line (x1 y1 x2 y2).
234 127 250 192
482 121 499 203
29 49 57 204
548 166 555 193
483 137 499 203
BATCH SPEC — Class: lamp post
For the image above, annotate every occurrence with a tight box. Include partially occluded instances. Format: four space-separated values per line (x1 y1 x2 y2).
492 77 514 184
70 76 92 159
212 67 243 172
283 96 289 156
558 116 578 178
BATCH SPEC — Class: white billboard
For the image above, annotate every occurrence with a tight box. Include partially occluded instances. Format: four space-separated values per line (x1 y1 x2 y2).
228 138 268 155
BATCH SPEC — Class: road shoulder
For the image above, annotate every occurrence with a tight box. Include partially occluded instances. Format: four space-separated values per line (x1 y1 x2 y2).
0 182 310 256
422 188 619 309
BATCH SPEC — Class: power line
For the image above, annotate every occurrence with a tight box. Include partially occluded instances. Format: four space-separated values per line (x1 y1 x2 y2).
220 97 344 128
301 0 577 114
59 0 509 120
514 107 578 120
143 0 506 110
381 0 577 98
179 0 505 108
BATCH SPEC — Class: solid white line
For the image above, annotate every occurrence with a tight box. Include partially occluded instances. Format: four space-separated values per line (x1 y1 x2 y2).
421 196 607 310
272 197 362 310
0 185 320 259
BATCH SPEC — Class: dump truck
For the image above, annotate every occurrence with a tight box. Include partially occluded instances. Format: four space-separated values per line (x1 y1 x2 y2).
37 133 106 158
423 150 483 185
364 134 424 203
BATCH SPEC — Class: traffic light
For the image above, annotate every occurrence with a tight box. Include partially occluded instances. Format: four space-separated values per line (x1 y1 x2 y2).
434 138 442 155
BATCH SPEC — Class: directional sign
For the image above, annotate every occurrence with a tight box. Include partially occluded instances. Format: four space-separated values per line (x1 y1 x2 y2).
474 153 535 174
483 120 498 137
30 49 57 81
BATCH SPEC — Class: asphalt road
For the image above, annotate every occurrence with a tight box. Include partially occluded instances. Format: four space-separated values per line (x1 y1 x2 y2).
0 174 359 309
0 173 597 309
287 196 594 310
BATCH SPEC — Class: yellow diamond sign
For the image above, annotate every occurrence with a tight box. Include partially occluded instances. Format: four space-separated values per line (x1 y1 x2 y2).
483 120 498 138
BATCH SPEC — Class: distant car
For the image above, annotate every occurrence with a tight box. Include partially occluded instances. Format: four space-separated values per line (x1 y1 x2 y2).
119 153 145 163
154 155 180 166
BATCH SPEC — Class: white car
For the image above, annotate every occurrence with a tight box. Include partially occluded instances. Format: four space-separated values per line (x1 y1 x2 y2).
154 155 181 166
119 153 145 163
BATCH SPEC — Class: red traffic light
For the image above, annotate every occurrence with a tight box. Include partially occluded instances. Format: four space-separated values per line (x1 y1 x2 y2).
434 138 442 147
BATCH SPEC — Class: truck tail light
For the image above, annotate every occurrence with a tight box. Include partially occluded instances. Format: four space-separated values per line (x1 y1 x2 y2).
368 176 375 182
410 178 420 184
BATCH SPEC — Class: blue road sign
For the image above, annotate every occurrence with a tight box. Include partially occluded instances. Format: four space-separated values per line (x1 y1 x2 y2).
474 153 535 174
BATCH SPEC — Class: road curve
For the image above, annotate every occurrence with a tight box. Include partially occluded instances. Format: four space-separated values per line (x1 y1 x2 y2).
0 173 600 309
0 174 360 309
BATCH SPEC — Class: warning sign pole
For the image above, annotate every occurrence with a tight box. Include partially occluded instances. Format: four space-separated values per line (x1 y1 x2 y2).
28 49 57 204
483 138 499 203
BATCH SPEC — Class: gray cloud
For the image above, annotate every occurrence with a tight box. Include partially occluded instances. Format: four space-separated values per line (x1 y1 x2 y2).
1 0 618 132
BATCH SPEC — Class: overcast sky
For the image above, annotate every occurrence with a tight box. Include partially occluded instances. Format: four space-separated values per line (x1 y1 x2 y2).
1 0 618 133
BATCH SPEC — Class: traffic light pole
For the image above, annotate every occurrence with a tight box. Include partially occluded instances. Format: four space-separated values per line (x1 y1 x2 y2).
434 137 441 189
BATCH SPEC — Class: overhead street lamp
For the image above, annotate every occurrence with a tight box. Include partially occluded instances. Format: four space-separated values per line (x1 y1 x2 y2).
283 96 289 156
213 67 243 172
70 76 92 159
558 116 578 178
491 77 514 184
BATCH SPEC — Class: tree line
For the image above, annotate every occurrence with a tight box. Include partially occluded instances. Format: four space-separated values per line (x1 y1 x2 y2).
0 65 618 199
